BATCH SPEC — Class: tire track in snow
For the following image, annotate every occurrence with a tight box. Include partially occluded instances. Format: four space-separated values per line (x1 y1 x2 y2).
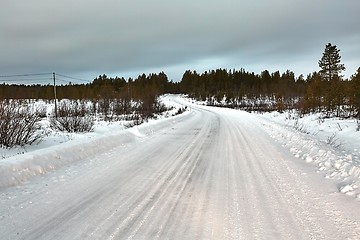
107 110 219 239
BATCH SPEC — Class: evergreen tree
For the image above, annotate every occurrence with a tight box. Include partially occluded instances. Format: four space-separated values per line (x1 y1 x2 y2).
318 43 345 81
319 43 346 116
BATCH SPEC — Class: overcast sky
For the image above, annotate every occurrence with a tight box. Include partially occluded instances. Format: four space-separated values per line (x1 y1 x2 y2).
1 0 359 83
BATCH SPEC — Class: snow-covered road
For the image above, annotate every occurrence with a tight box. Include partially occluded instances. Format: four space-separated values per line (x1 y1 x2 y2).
1 100 360 239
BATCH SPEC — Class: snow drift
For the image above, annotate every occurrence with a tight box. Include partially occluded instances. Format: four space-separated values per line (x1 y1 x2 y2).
259 112 360 198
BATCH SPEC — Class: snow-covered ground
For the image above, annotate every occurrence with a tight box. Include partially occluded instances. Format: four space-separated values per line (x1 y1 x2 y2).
0 95 360 239
0 95 189 188
256 111 360 198
182 95 360 199
1 96 359 198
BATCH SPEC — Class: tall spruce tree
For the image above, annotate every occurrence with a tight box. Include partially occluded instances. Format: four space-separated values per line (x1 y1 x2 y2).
319 43 346 116
318 43 345 81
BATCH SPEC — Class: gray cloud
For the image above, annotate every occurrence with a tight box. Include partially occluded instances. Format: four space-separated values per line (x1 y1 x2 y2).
1 0 359 82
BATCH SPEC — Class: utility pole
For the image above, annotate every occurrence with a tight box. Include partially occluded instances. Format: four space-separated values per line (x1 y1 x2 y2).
53 72 58 118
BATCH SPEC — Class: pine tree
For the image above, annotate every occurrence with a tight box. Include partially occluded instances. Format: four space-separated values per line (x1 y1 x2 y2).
319 43 346 116
318 43 345 81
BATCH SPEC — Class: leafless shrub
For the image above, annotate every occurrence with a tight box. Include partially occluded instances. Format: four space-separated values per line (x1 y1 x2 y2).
123 114 145 128
37 105 48 118
337 123 343 131
98 98 111 120
317 115 325 124
173 107 187 116
113 98 132 116
326 132 341 148
0 100 43 148
50 116 94 133
153 100 169 114
50 100 94 133
90 99 98 116
293 117 309 134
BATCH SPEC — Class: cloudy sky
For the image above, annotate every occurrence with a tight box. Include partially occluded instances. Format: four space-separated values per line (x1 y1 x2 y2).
1 0 359 83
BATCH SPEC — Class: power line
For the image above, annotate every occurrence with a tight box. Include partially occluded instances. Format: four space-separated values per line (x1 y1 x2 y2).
0 78 53 82
0 72 92 84
0 73 53 78
55 78 73 84
56 73 91 83
53 77 88 84
0 72 54 85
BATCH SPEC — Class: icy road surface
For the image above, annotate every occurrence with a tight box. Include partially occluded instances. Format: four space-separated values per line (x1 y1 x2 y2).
1 103 360 239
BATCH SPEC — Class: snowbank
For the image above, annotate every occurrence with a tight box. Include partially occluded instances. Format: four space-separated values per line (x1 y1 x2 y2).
258 111 360 198
0 129 135 188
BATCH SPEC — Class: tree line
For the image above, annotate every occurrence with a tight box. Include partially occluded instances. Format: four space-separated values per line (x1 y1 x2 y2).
0 43 359 118
0 72 174 101
179 43 360 118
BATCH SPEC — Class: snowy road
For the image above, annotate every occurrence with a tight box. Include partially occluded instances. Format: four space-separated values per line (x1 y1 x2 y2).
1 101 360 239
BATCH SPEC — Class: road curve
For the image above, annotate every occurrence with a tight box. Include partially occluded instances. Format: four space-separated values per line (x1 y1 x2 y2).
0 102 360 239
